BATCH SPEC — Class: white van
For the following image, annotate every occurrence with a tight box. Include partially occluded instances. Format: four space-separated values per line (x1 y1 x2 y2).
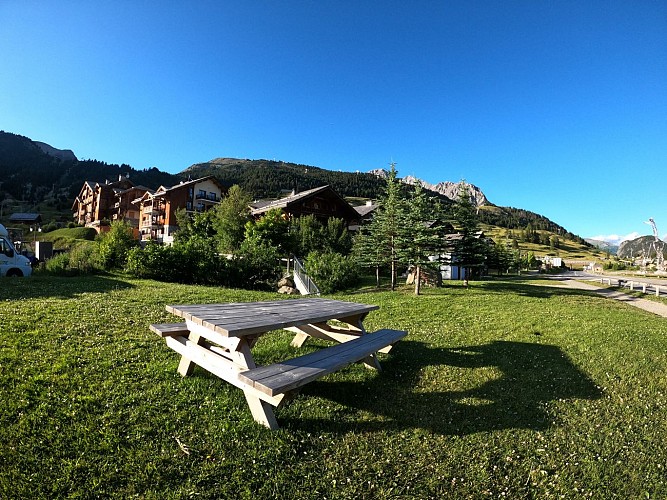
0 224 33 277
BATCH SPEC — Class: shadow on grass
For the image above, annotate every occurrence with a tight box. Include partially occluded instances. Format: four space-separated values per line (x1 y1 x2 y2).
287 340 602 435
0 274 135 300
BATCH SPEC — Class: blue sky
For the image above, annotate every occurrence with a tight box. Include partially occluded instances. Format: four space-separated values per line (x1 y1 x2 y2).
1 1 665 243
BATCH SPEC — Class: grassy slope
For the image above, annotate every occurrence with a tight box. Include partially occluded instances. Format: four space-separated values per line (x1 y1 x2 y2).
481 223 608 264
1 275 665 498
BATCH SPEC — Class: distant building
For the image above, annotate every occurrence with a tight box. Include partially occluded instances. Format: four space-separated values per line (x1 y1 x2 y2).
111 184 154 232
349 201 379 231
433 230 490 280
71 175 148 233
8 213 42 225
134 176 226 245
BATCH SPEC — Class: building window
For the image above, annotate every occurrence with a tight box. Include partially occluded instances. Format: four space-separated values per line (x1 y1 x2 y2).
188 187 194 199
198 189 206 199
186 201 192 210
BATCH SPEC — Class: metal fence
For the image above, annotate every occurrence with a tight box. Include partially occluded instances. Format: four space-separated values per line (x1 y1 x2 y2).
293 257 320 295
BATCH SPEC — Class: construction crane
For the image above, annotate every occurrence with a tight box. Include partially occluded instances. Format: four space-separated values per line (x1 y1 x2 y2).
644 218 665 272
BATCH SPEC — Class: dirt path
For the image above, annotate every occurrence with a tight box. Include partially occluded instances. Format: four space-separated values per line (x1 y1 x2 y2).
554 277 667 318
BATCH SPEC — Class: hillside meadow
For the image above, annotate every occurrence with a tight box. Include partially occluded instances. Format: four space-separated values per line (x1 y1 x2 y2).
1 275 666 498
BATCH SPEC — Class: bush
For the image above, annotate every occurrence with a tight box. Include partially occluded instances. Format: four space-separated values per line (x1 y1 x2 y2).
97 221 139 270
229 239 282 290
44 252 74 276
304 251 360 294
126 240 229 285
68 241 99 274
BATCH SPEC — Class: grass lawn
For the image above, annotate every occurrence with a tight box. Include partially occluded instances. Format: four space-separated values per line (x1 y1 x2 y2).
1 275 666 498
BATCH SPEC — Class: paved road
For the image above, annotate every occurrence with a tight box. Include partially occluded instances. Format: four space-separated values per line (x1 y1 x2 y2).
547 271 667 318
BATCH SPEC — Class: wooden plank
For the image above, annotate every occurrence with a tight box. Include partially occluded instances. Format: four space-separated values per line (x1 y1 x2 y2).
163 335 285 407
149 322 189 337
239 329 407 396
166 299 378 337
171 302 376 324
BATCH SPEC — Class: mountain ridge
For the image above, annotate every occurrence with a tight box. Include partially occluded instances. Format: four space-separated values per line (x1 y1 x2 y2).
0 131 589 245
617 235 666 260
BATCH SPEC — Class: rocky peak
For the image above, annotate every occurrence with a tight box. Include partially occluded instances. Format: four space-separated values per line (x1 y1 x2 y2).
34 141 77 161
368 170 488 206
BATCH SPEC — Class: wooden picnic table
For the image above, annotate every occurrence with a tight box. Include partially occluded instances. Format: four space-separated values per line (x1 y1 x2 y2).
151 298 406 429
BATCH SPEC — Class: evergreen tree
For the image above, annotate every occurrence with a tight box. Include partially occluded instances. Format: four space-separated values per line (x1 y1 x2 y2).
397 184 446 295
352 219 387 288
451 182 487 286
369 162 406 290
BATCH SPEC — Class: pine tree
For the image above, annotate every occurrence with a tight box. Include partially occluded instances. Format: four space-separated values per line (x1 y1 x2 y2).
369 162 406 290
397 184 446 295
353 218 388 288
451 182 487 286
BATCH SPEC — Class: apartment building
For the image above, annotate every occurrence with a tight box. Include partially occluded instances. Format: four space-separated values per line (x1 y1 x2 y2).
71 175 148 233
134 176 226 244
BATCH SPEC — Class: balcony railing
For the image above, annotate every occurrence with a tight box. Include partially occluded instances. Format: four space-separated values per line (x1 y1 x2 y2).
195 193 219 202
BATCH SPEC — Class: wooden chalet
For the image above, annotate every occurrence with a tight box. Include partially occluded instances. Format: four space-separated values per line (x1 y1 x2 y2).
251 185 360 227
134 176 226 244
71 175 149 233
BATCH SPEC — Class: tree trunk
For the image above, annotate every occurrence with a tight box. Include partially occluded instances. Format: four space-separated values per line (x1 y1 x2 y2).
375 265 380 288
414 265 421 295
391 259 396 291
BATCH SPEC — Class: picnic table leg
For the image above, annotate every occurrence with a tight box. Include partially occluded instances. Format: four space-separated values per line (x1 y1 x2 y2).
244 394 279 430
232 339 280 430
338 313 385 368
289 312 368 347
363 353 382 371
290 331 310 348
177 331 202 377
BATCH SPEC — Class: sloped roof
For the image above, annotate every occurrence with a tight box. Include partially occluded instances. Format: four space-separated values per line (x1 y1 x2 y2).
151 176 225 198
251 185 332 214
9 213 41 223
354 203 378 217
250 185 360 222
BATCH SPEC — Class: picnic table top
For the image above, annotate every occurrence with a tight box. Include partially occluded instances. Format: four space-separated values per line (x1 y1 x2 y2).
166 298 378 338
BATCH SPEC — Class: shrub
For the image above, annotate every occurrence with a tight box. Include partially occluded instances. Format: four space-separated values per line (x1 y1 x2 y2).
68 241 99 274
96 221 139 270
126 240 229 285
44 252 74 276
229 239 282 290
304 251 360 294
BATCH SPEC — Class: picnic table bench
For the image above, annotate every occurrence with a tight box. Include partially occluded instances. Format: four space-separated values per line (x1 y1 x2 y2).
151 298 406 429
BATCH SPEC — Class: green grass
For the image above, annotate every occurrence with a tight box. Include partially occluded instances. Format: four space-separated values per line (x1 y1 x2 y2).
480 224 607 264
1 275 666 498
29 226 98 253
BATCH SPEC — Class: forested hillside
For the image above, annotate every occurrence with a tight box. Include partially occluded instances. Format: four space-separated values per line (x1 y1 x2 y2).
478 205 589 246
184 158 385 200
186 158 590 245
0 131 178 213
0 130 590 244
